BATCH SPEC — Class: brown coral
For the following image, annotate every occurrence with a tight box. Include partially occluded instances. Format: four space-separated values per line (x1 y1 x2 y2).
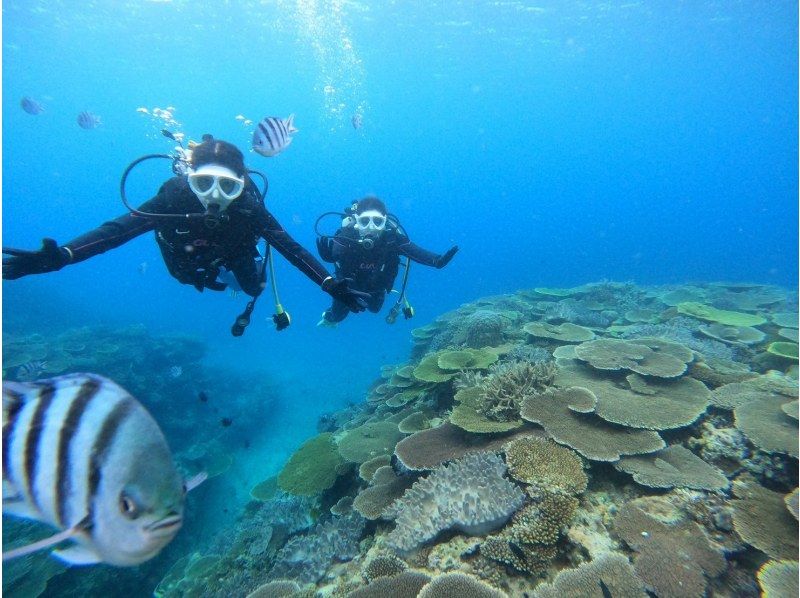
533 552 647 598
393 422 538 471
417 572 508 597
613 499 726 598
731 476 799 560
614 445 729 491
503 436 587 494
520 387 665 461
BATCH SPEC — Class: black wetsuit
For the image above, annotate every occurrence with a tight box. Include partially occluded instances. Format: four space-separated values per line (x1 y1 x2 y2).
318 225 441 322
64 176 329 296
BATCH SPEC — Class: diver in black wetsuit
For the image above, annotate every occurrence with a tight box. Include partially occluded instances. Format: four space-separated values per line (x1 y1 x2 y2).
315 196 458 326
2 137 368 321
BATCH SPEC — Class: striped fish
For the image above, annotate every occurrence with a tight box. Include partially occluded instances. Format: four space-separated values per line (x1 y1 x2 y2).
15 360 48 382
2 373 201 566
77 111 101 129
251 114 298 157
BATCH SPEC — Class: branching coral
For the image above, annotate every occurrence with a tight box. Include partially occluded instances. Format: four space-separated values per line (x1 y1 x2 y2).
475 360 556 422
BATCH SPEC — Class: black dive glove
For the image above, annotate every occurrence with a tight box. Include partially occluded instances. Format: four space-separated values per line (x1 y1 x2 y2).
3 238 72 280
435 245 459 269
322 276 369 313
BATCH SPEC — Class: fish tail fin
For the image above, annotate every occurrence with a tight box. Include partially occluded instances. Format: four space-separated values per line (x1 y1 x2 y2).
286 114 298 134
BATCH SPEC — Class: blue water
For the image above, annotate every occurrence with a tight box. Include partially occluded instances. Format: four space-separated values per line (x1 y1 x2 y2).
2 0 797 585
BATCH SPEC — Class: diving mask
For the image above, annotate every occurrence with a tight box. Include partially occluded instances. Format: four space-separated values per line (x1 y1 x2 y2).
354 210 387 237
188 164 245 211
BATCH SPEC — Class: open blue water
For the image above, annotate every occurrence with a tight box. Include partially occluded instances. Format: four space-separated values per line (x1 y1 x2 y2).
2 0 797 593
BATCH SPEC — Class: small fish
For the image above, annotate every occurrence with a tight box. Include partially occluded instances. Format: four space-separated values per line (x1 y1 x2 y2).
221 417 233 427
351 112 363 129
77 111 101 129
599 579 613 598
235 114 246 121
198 391 208 403
135 107 149 114
21 97 44 115
169 366 182 379
243 119 252 126
2 374 197 566
252 114 297 157
15 361 48 381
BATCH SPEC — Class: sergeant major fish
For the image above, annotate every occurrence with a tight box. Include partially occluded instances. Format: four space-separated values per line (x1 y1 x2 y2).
252 114 298 157
2 373 205 566
21 97 44 115
77 111 101 129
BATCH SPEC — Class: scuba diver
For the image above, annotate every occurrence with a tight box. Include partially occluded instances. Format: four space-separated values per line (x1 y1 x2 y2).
3 136 368 335
315 196 458 327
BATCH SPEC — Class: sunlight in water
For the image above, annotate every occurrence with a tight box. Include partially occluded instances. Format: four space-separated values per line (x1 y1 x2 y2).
289 0 367 129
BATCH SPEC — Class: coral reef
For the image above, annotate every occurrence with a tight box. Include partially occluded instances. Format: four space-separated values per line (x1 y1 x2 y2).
417 572 507 597
730 475 799 560
520 387 666 461
385 452 525 552
614 445 730 491
504 436 588 494
613 499 726 597
277 433 344 495
533 552 647 598
268 511 365 583
11 282 795 598
757 560 799 598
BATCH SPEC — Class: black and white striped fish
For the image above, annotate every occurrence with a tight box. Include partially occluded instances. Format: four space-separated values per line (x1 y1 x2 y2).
77 111 101 129
2 373 205 566
251 114 298 157
15 360 48 382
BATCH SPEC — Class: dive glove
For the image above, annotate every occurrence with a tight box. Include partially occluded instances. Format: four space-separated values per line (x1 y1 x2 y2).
2 238 72 280
435 245 459 269
322 276 369 313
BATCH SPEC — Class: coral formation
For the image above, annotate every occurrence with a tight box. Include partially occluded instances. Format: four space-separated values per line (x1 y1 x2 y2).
346 571 431 597
522 321 595 342
277 433 344 495
503 436 587 494
734 394 799 458
574 337 693 378
393 422 535 470
520 387 665 461
533 552 647 598
268 512 365 583
245 580 300 597
385 452 525 552
417 572 507 597
731 476 799 560
757 560 799 598
353 466 413 520
785 488 799 520
614 499 726 598
362 553 408 582
337 421 406 463
677 301 767 326
614 445 730 491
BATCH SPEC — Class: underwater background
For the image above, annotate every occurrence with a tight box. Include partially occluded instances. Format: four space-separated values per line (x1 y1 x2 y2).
2 1 798 597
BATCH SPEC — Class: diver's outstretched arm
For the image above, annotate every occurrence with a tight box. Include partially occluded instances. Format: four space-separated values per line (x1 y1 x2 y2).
397 236 459 269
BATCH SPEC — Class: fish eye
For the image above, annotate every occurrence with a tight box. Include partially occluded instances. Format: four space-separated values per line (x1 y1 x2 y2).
119 493 140 519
